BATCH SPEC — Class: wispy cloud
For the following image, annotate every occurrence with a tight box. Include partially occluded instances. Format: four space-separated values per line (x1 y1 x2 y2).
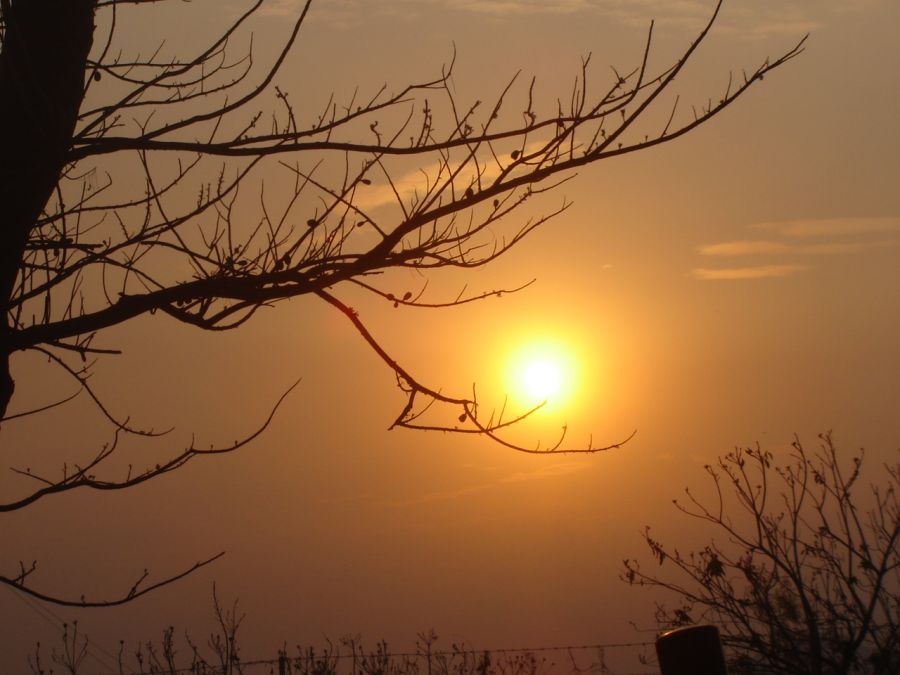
444 0 590 15
353 161 469 213
691 264 806 281
411 0 709 30
699 240 788 256
398 483 489 505
694 216 900 281
500 461 589 483
262 0 593 25
259 0 888 38
257 0 296 17
260 0 364 29
415 0 828 37
355 141 545 212
736 19 823 38
388 461 590 505
798 240 899 255
756 217 900 238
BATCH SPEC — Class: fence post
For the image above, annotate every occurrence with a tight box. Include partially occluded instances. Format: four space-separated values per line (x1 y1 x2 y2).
655 625 728 675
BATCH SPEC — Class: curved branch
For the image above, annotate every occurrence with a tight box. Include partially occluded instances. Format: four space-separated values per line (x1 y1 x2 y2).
0 378 301 512
315 288 633 454
0 552 225 608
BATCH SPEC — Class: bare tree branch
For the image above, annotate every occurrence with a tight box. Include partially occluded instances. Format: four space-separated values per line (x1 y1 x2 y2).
0 552 225 608
0 0 806 605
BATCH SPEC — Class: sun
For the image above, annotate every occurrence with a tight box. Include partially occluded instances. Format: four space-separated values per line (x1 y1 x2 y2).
522 359 563 400
506 338 578 409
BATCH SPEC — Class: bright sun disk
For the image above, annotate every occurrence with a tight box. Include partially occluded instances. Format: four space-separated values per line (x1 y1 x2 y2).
522 359 563 400
505 337 578 410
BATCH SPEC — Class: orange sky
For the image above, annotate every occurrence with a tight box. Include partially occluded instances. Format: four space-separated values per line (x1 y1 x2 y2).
2 1 899 672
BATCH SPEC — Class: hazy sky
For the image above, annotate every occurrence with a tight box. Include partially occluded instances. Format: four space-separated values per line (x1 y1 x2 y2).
2 1 899 672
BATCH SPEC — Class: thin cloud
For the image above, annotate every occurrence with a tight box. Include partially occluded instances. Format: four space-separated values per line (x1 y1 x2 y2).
691 264 806 281
353 162 465 213
757 217 900 238
258 0 301 17
355 142 545 212
601 0 711 24
388 461 589 505
395 482 490 505
741 19 822 38
424 0 821 38
695 216 900 280
445 0 589 15
798 240 900 255
500 461 590 483
262 0 887 38
699 240 788 256
260 0 363 28
601 0 885 37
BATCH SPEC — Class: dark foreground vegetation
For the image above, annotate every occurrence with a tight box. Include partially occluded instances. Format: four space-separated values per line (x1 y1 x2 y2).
24 433 899 675
28 595 641 675
625 433 899 675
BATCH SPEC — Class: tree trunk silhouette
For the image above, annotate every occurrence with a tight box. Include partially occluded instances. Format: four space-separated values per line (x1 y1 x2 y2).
0 0 96 417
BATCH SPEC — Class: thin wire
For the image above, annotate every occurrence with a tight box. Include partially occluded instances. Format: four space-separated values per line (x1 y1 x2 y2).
6 584 657 675
4 584 128 674
84 639 656 675
245 639 656 664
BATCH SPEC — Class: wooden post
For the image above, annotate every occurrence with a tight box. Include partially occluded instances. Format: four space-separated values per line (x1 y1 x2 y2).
656 625 728 675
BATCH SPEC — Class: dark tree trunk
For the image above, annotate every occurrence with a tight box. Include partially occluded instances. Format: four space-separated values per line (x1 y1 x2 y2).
0 0 96 418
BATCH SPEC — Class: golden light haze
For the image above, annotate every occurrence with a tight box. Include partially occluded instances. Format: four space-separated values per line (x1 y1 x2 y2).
2 1 899 673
